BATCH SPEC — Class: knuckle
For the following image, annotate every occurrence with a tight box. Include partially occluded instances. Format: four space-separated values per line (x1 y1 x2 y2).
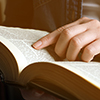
77 17 89 24
81 17 89 20
70 37 81 47
57 26 65 32
79 17 89 21
41 35 50 42
62 28 72 38
91 19 100 25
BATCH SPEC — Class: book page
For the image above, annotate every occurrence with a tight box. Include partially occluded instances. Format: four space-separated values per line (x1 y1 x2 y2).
54 61 100 88
0 26 100 88
0 26 58 72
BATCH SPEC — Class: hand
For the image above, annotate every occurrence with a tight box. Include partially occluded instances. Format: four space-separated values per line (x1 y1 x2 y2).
20 88 61 100
33 17 100 62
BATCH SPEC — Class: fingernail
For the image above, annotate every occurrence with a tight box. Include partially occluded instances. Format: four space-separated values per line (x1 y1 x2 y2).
33 41 42 49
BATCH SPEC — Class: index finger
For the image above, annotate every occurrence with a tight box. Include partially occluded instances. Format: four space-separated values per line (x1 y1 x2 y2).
32 18 88 50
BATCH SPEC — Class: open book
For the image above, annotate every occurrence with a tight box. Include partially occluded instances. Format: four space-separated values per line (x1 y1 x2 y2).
0 26 100 100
